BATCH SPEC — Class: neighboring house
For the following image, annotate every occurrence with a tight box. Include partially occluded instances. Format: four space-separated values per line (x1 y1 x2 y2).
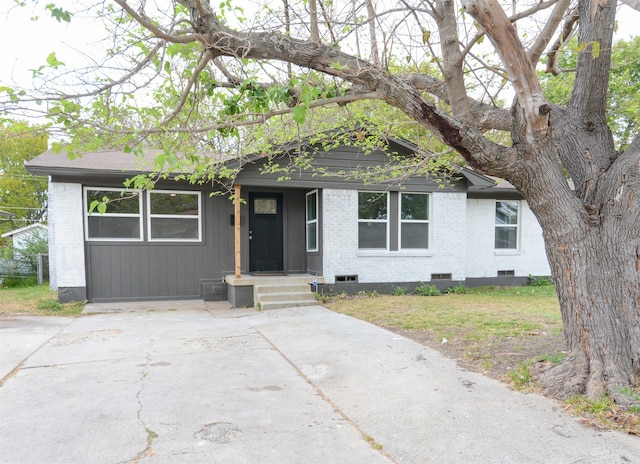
1 223 48 283
25 136 551 304
1 223 48 249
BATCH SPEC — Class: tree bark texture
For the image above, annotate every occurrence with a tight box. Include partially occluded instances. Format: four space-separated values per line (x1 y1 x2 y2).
542 224 640 402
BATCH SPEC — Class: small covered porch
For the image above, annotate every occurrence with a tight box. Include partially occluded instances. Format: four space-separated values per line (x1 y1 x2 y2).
226 184 323 309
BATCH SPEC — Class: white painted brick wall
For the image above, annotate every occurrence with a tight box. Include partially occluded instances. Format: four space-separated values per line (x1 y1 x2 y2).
321 189 467 283
49 181 86 288
47 179 57 289
465 198 550 277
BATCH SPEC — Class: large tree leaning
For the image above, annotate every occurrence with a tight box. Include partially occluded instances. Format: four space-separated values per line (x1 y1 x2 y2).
175 0 640 403
41 0 640 403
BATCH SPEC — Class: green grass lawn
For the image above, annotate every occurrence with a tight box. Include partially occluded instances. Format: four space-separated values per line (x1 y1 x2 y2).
0 284 85 316
325 285 565 382
326 285 562 342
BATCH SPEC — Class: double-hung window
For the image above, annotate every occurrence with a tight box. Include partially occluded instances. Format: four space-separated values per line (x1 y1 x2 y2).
306 190 318 252
85 188 143 240
358 192 388 249
400 193 429 249
148 190 201 241
495 200 519 249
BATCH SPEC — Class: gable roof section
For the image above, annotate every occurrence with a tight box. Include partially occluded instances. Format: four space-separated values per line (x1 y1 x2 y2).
1 223 47 239
467 176 524 199
25 135 499 193
26 149 169 178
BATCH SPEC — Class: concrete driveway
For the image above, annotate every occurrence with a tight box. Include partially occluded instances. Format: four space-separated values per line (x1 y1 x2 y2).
1 304 638 464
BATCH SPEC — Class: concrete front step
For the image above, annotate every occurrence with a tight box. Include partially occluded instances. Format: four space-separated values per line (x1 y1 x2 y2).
254 283 317 310
255 283 311 294
257 292 317 303
259 300 318 311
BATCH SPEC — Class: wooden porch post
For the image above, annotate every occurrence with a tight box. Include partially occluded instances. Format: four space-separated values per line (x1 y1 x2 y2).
234 185 242 279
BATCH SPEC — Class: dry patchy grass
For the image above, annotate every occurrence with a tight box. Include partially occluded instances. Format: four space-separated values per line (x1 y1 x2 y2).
0 285 85 317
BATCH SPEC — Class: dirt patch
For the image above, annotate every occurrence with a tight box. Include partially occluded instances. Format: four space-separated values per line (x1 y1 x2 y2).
386 326 566 382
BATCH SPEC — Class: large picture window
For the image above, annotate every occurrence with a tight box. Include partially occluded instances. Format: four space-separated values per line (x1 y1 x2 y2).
85 188 142 240
400 193 429 249
358 192 388 249
306 190 318 252
148 191 201 241
495 200 519 249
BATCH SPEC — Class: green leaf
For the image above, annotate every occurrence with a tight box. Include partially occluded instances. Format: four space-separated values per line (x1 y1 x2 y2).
46 52 65 68
422 28 431 44
89 200 100 213
292 105 307 124
591 41 600 59
45 4 72 23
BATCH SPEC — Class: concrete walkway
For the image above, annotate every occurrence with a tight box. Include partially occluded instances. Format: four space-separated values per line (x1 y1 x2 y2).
0 305 638 463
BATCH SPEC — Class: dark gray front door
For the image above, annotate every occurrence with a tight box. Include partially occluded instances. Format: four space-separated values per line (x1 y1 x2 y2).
249 192 284 272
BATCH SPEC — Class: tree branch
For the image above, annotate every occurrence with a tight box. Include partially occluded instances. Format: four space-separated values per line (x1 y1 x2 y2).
158 50 214 128
545 7 580 75
115 0 198 43
568 0 616 123
435 0 470 120
147 0 512 175
619 0 640 11
527 0 572 65
463 0 550 142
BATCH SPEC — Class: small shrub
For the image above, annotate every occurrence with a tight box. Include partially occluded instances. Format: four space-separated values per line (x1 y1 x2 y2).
356 289 380 298
314 291 331 303
528 274 552 286
391 285 407 296
446 284 467 294
414 283 440 296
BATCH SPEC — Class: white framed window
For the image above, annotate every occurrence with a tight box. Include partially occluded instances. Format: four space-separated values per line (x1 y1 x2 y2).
147 190 201 242
495 200 519 249
84 187 143 241
306 190 318 252
399 193 429 249
358 191 388 249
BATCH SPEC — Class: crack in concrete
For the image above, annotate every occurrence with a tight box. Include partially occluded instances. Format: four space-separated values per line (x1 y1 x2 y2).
19 358 122 370
119 318 158 464
0 317 75 387
253 327 398 464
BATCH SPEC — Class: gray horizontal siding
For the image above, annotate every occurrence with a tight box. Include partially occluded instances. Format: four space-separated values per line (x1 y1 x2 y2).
86 192 236 302
87 244 212 300
236 146 467 192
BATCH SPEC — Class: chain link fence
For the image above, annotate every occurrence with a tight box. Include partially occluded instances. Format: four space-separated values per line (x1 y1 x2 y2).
0 253 49 287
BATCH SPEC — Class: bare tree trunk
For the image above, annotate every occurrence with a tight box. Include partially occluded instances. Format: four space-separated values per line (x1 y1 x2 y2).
510 129 640 404
540 219 640 403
